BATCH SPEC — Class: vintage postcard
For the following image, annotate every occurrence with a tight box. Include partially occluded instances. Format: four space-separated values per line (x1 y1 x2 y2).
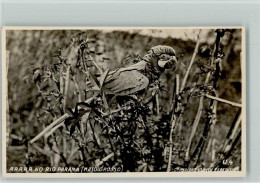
1 27 246 177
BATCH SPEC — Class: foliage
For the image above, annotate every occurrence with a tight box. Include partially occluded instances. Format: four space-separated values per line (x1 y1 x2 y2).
6 29 242 172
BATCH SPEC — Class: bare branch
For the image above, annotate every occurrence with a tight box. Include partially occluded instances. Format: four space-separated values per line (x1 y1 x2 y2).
167 74 179 172
180 30 201 92
63 65 71 112
30 113 69 144
95 153 115 167
204 94 242 108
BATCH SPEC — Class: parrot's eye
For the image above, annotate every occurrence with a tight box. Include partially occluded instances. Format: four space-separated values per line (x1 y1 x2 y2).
160 54 166 60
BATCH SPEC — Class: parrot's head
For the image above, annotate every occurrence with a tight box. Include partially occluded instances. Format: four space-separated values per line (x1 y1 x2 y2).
144 45 178 71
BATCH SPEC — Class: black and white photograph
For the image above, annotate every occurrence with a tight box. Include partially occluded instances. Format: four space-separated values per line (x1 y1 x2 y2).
2 27 246 177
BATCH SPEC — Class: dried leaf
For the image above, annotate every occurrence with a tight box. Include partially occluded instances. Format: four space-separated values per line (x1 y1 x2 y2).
88 71 100 89
99 69 109 87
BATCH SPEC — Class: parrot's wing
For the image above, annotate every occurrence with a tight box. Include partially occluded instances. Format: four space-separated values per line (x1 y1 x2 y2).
108 60 147 76
104 69 149 96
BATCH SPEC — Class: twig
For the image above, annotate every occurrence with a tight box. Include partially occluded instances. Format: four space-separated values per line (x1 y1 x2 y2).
167 74 179 172
171 29 201 136
72 76 82 102
102 108 121 117
30 96 95 144
95 153 114 167
61 65 70 160
222 113 242 154
185 32 218 162
204 94 242 108
81 48 88 72
59 63 64 95
44 122 65 138
155 93 160 115
9 134 23 141
180 30 201 92
189 30 225 167
30 113 69 144
221 109 241 153
62 128 67 158
225 129 242 158
92 60 103 74
8 145 26 151
207 92 218 164
185 96 204 161
63 65 71 112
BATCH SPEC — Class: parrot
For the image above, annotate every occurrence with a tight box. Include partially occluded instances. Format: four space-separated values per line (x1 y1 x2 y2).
98 45 178 96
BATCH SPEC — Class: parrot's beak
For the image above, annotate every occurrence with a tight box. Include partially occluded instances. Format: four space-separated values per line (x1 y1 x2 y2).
158 56 178 70
171 56 178 64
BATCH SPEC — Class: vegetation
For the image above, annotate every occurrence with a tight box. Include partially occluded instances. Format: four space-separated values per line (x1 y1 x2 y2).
6 29 242 172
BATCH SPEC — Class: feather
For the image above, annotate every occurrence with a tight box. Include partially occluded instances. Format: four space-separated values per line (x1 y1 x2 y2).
104 70 149 96
107 61 146 77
